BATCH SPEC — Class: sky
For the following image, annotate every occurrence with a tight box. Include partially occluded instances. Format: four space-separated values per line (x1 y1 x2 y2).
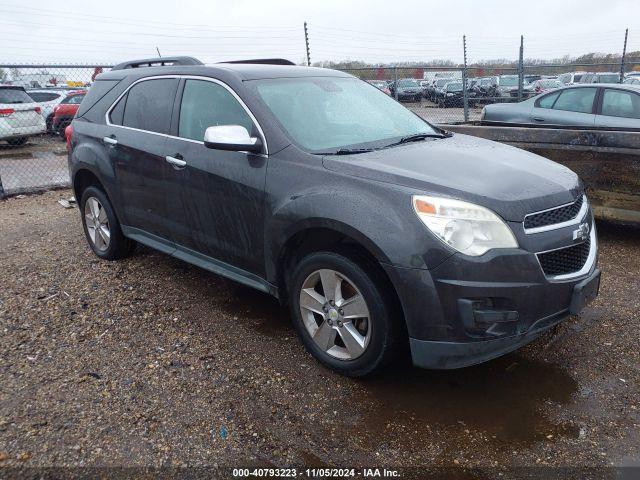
0 0 636 66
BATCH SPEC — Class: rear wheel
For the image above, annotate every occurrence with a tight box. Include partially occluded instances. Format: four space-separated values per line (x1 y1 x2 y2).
289 251 402 377
80 186 134 260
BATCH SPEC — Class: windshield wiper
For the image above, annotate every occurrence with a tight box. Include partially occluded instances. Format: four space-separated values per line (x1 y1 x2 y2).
319 147 376 155
382 132 450 149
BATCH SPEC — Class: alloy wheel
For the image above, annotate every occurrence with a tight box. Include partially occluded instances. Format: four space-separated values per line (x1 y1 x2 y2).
84 197 110 252
299 269 371 360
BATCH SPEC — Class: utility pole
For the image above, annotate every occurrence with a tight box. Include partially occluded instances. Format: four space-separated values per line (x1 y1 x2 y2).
462 35 469 122
620 28 628 83
304 21 311 66
517 35 524 102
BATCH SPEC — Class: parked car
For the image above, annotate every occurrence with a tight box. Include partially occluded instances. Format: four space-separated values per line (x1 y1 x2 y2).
68 56 600 376
52 90 86 137
27 88 77 132
389 78 422 102
0 85 46 145
481 84 640 128
558 72 589 85
419 80 431 98
493 75 520 100
429 78 451 102
624 77 640 85
435 81 465 107
530 79 563 94
579 72 621 84
366 80 391 96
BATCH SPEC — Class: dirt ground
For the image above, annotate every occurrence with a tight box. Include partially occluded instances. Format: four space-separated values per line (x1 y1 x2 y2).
0 190 638 478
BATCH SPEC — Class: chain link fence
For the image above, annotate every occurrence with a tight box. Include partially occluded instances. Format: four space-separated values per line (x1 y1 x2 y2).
0 65 108 197
1 57 639 197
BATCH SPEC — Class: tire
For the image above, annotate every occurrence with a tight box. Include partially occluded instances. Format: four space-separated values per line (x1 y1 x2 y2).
7 137 28 146
80 185 134 260
57 121 69 139
289 251 403 377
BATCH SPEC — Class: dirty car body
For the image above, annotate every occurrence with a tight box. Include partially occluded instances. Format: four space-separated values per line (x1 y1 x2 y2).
68 58 600 374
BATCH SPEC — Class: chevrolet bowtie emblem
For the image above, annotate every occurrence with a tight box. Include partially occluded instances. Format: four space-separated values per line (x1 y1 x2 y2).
573 222 590 242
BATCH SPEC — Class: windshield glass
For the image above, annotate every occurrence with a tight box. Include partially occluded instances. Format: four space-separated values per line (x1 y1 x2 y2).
398 79 418 87
541 80 561 88
499 76 519 86
252 77 437 153
436 79 450 87
447 83 463 92
0 88 34 104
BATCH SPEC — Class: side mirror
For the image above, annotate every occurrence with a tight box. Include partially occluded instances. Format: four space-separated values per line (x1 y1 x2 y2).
203 125 262 153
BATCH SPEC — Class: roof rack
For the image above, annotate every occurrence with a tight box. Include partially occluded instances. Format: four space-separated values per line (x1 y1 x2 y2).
111 56 203 71
220 58 296 66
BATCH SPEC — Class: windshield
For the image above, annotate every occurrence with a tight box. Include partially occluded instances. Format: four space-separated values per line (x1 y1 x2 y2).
447 83 463 92
0 88 34 104
499 76 519 86
540 80 561 88
436 79 450 87
398 79 418 87
252 77 437 153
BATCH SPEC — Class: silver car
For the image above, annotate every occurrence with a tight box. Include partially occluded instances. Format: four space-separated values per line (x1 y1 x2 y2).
481 84 640 128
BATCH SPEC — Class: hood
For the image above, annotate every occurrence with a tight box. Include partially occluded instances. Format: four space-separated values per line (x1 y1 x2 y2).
322 133 581 222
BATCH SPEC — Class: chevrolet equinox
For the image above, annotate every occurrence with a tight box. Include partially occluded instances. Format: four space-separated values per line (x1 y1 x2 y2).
68 57 600 376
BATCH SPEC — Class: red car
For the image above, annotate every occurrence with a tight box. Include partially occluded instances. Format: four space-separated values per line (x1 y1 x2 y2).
52 90 86 138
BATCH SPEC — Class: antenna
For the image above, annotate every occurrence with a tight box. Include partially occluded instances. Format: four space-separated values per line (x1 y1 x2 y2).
156 46 162 58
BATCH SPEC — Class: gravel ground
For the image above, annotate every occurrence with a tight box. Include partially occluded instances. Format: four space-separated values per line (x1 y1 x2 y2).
1 190 639 477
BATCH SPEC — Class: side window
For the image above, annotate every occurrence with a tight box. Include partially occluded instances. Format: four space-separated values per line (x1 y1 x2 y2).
537 91 561 109
122 79 179 134
601 89 640 119
178 79 254 142
109 93 127 125
552 88 597 114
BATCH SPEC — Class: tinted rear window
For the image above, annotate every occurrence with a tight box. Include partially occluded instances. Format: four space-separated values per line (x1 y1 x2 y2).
28 91 61 102
0 88 34 104
122 79 179 134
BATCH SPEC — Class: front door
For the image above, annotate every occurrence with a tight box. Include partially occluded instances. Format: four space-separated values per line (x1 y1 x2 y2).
530 87 597 126
165 78 268 276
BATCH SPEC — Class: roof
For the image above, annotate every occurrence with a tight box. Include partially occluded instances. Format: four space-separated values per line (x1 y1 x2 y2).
97 62 352 82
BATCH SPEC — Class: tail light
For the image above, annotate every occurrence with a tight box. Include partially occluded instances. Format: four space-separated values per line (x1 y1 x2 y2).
65 124 74 152
0 108 15 117
53 105 60 114
35 106 41 114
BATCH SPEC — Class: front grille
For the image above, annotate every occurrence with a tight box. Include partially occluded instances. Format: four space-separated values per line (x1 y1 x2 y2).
524 196 584 230
537 238 591 276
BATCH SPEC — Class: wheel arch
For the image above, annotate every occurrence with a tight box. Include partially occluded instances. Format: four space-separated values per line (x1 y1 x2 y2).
274 221 402 314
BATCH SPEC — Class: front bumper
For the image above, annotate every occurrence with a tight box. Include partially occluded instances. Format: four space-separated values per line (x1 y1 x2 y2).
383 212 599 369
409 267 600 368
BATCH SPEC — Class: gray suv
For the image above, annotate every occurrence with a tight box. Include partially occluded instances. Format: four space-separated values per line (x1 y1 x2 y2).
68 57 600 376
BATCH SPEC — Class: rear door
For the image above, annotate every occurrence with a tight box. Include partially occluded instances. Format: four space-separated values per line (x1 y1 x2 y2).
595 87 640 128
164 78 268 275
529 87 597 126
102 77 180 248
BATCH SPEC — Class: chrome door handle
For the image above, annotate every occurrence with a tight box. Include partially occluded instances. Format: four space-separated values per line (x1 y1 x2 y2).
165 155 187 168
103 136 118 145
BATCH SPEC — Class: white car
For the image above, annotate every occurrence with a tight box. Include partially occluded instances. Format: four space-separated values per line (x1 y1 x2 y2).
26 89 71 132
0 86 46 145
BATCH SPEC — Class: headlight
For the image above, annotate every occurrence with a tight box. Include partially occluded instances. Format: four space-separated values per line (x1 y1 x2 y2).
412 195 518 256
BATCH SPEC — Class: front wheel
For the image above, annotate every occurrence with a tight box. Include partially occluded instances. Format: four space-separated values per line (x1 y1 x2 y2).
289 251 403 377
